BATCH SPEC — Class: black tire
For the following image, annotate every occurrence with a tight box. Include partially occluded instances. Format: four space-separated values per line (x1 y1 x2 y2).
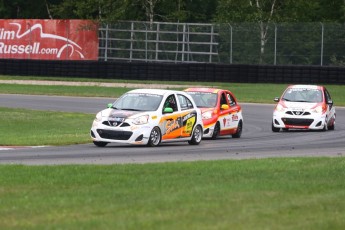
188 125 203 145
232 120 243 138
211 122 220 140
272 122 280 132
147 127 161 147
328 116 335 130
93 141 108 147
328 121 335 130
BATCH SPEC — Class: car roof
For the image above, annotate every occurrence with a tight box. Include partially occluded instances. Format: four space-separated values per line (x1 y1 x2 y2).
127 88 188 96
184 87 224 93
288 85 323 90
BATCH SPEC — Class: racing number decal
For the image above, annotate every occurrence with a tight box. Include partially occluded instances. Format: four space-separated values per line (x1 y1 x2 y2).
232 114 239 121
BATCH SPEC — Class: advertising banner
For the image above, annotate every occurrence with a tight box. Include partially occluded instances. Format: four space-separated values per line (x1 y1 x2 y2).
0 19 98 60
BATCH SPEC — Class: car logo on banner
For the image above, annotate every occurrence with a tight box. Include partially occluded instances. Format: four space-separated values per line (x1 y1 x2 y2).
0 19 98 60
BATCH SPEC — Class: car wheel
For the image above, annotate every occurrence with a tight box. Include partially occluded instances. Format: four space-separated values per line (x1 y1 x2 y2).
328 120 335 130
272 122 280 132
147 126 161 147
93 141 108 147
188 125 203 145
211 122 220 140
232 120 243 138
328 115 335 130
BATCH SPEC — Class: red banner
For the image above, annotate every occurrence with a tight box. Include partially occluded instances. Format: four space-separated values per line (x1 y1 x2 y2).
0 19 98 60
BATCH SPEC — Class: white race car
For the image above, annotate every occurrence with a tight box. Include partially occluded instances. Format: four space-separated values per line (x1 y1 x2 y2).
90 89 203 147
272 84 336 132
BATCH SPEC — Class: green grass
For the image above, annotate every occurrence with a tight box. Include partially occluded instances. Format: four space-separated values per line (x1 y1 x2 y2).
1 76 345 229
0 107 94 146
1 158 345 229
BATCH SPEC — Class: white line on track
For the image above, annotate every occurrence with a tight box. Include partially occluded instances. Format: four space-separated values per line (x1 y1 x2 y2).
0 146 47 151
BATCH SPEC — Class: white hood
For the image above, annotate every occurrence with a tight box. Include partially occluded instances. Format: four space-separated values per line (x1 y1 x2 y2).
283 101 318 110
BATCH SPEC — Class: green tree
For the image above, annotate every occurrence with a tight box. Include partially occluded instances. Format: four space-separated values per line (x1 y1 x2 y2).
278 0 345 23
0 0 61 19
50 0 145 21
156 0 218 23
48 0 218 23
215 0 279 63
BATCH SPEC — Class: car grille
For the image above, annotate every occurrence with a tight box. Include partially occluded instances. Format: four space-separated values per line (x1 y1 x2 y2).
102 121 130 127
286 111 311 116
96 129 132 140
282 118 314 126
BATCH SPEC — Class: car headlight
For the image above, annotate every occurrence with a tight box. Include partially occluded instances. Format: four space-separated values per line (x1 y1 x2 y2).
94 112 102 122
275 104 285 112
132 115 149 125
312 105 326 114
202 111 213 120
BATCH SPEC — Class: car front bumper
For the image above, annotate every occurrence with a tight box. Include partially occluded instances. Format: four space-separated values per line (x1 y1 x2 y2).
272 112 326 130
90 120 152 145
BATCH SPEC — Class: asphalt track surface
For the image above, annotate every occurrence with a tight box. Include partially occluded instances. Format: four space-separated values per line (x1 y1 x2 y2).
0 94 344 165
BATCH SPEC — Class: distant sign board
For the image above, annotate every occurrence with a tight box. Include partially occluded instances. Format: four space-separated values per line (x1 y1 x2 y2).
0 19 98 60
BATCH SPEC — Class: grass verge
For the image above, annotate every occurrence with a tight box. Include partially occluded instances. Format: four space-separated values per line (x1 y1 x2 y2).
1 80 345 105
1 158 345 230
0 107 93 146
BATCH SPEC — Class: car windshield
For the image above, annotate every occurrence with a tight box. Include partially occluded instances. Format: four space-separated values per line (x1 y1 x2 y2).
187 92 218 108
281 88 323 103
113 93 163 111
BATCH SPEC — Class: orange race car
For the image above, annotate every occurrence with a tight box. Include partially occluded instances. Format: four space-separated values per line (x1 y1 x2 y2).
184 88 243 139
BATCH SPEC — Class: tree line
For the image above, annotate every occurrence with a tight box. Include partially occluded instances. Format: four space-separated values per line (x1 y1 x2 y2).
1 0 345 24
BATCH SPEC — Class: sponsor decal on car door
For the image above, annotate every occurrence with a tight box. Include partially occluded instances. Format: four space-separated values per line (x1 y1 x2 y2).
159 110 197 140
181 111 197 137
160 113 183 140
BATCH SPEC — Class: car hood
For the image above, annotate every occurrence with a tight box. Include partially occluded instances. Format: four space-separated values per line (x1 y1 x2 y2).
101 108 145 119
282 101 319 110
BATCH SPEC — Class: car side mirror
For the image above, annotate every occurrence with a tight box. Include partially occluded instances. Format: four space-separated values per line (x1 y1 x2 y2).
163 107 173 113
107 103 113 108
327 100 333 105
221 104 229 110
274 97 280 102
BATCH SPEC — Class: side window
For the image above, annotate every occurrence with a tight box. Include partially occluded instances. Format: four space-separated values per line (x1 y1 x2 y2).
220 93 227 107
178 94 194 110
324 89 331 101
163 94 178 112
227 93 236 107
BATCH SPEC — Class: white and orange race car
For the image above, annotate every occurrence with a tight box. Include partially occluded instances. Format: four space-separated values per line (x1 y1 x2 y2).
91 89 203 147
184 88 243 139
272 84 336 132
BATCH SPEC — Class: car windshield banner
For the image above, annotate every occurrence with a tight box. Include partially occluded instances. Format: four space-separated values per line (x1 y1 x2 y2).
0 19 98 60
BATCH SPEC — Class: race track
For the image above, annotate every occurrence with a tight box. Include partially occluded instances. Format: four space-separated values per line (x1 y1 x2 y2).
1 94 344 165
